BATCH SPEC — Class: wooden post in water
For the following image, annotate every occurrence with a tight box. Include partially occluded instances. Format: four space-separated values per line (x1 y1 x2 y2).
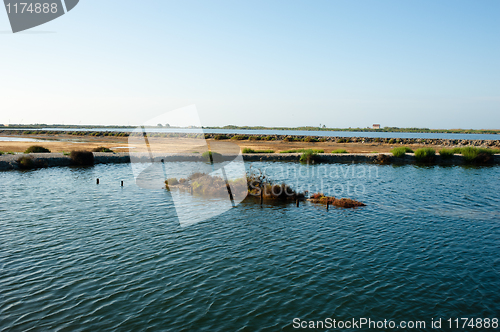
96 178 99 185
121 181 124 187
326 201 329 210
296 199 299 207
260 186 263 205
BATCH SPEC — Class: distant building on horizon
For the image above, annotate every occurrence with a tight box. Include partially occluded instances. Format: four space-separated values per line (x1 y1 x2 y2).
373 124 381 129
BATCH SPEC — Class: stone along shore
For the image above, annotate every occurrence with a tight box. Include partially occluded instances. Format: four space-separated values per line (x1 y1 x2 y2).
1 152 500 171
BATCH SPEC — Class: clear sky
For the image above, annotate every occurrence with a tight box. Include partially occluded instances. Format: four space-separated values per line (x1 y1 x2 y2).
1 0 499 128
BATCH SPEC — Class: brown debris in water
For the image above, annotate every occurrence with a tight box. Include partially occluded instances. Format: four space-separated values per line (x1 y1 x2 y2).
308 193 366 208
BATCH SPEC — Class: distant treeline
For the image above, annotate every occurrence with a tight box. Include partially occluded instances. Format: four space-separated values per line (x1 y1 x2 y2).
205 125 500 135
1 124 499 135
1 124 135 129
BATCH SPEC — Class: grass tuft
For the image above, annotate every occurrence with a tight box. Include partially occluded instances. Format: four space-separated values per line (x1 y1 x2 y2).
438 148 455 159
24 145 50 153
230 135 249 140
331 149 347 153
299 149 319 164
92 146 114 153
392 146 413 158
202 151 223 163
414 148 436 162
70 151 94 166
242 148 275 153
280 148 324 153
17 156 34 169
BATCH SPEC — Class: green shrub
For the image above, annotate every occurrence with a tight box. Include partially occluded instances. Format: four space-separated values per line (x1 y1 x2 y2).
388 139 396 144
24 145 50 153
92 146 114 153
414 148 436 162
300 149 318 164
283 136 299 142
242 148 274 153
263 136 276 141
392 146 413 158
230 135 248 140
17 156 34 169
303 136 318 142
70 151 94 166
248 136 261 140
439 148 455 159
459 147 497 163
202 151 222 163
214 134 229 140
0 151 3 155
331 149 347 153
337 138 349 143
281 149 324 153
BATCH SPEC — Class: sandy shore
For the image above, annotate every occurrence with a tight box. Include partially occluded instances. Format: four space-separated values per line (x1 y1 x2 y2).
0 134 440 154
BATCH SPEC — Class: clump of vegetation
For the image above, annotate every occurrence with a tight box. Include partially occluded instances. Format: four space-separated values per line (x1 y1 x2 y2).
248 136 261 140
308 193 366 208
300 149 319 164
165 178 179 190
201 151 223 163
439 148 455 159
392 146 413 158
414 148 436 163
331 149 347 153
283 136 300 142
303 136 318 142
92 146 114 153
337 138 349 143
166 169 307 203
458 147 496 164
0 151 3 155
70 151 94 166
230 135 249 140
242 148 275 153
17 156 34 169
262 136 276 141
247 171 305 201
24 146 51 153
213 135 229 140
165 173 247 198
280 148 324 153
388 138 396 144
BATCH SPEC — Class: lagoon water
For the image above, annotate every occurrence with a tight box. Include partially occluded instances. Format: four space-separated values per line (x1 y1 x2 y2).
1 163 499 331
4 128 500 140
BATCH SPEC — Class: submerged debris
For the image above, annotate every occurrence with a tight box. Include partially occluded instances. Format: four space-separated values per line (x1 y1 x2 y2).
165 170 363 208
308 193 366 208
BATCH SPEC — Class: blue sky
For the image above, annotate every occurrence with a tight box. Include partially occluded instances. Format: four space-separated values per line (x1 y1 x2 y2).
1 0 499 128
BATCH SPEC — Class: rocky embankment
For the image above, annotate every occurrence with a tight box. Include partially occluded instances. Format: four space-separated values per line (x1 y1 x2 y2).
203 133 500 148
1 152 500 171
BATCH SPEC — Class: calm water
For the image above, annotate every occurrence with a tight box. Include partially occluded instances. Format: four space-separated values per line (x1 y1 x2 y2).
1 163 499 331
4 128 500 140
0 137 45 142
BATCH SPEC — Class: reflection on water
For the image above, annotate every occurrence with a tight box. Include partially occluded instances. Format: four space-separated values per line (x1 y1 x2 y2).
0 136 45 142
0 163 499 331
